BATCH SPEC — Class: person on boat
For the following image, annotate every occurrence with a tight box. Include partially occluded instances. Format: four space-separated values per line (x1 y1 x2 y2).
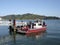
21 25 29 31
43 21 46 27
27 21 32 28
32 23 34 28
43 21 45 25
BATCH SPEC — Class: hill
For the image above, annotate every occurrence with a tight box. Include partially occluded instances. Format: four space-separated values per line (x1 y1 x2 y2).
1 13 60 20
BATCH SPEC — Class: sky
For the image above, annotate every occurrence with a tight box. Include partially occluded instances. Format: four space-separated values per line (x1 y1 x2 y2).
0 0 60 17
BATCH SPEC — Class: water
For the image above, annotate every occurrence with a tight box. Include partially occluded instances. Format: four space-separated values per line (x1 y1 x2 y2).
0 20 60 45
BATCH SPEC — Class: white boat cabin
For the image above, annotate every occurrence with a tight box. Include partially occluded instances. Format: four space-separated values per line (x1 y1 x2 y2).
33 20 43 29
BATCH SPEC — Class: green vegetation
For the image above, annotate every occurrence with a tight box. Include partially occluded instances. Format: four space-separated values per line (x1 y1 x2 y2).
1 13 60 20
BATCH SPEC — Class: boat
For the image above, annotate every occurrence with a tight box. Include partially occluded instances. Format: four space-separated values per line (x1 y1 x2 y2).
15 20 47 35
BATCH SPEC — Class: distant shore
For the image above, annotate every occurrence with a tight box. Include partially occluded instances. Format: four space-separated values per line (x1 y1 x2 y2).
1 13 60 20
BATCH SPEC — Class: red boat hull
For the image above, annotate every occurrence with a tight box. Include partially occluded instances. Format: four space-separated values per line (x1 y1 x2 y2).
26 27 46 36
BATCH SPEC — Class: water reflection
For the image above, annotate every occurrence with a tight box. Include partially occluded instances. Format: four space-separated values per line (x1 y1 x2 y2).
0 30 47 45
10 31 47 44
26 31 47 40
35 32 47 40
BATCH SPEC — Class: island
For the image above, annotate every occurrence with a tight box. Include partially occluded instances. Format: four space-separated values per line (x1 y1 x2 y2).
1 13 60 20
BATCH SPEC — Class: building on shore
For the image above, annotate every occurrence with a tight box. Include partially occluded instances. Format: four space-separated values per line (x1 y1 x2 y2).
0 17 2 20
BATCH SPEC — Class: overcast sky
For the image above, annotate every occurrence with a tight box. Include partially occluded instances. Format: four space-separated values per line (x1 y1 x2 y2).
0 0 60 17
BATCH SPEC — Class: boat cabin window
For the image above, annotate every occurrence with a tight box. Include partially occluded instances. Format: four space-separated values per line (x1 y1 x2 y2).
33 24 36 26
34 20 38 22
38 24 42 25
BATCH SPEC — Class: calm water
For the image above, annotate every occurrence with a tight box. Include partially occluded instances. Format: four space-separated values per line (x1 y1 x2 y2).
0 20 60 45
